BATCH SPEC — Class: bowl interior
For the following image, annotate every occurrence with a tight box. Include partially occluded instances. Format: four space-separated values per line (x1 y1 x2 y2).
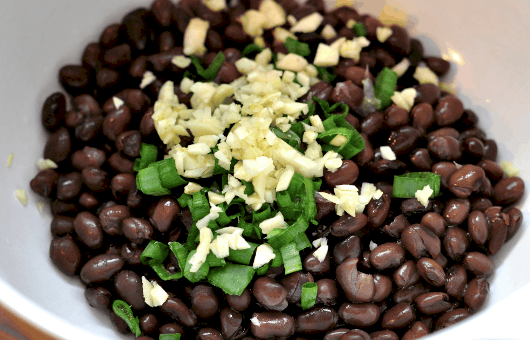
0 0 529 339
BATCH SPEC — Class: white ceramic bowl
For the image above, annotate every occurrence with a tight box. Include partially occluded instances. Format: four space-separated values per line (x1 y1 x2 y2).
0 0 529 339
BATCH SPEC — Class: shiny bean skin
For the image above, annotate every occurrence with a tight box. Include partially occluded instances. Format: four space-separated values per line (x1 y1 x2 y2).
485 206 510 255
250 312 295 340
339 330 371 340
401 224 441 259
416 258 446 287
150 197 180 233
102 106 132 141
330 213 368 237
71 147 106 170
121 217 154 244
30 169 59 197
410 148 433 171
80 254 124 285
50 235 82 276
381 303 416 329
296 306 339 334
435 308 470 330
336 258 375 303
432 162 458 189
99 205 131 236
324 160 359 187
191 284 219 319
445 265 468 299
338 302 380 327
56 172 83 201
108 152 134 173
51 215 75 236
428 136 462 161
74 211 104 249
443 227 469 260
393 283 430 304
442 198 470 226
220 307 246 339
253 276 288 311
116 130 142 157
333 235 362 266
159 323 184 336
393 260 420 289
330 80 364 110
434 96 464 126
493 177 525 205
315 192 336 220
139 313 159 335
316 278 339 305
464 277 489 310
114 270 145 310
388 126 421 155
415 292 452 315
462 252 494 276
324 328 350 340
369 330 399 340
448 165 485 198
369 242 405 270
383 214 410 238
411 103 435 132
226 288 252 312
44 127 72 163
372 274 393 302
402 321 429 340
420 212 446 237
197 328 223 340
505 207 523 239
85 286 112 311
82 167 110 192
477 159 504 182
385 105 409 128
366 194 391 229
160 297 198 328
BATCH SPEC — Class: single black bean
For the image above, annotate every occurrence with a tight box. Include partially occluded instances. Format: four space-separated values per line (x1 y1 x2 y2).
462 252 494 276
415 84 440 106
415 292 452 315
324 160 359 187
381 303 415 329
122 217 154 244
51 215 75 236
330 80 364 110
56 172 83 201
386 25 411 55
443 227 469 260
108 152 134 173
338 302 380 328
428 136 462 161
485 206 509 255
296 306 339 334
250 312 295 340
388 126 421 155
316 278 338 305
160 297 198 328
443 198 470 226
59 65 90 94
330 213 368 237
31 169 59 197
420 212 446 237
226 288 252 312
401 224 441 259
393 283 430 304
151 0 174 26
373 274 393 302
445 264 468 299
253 276 288 311
71 147 106 170
122 9 149 51
361 111 385 136
434 95 464 126
505 207 523 239
74 211 104 249
99 205 131 236
383 214 410 238
115 270 145 310
116 130 142 157
191 284 219 319
410 148 433 171
139 313 159 335
103 106 132 141
366 194 391 228
80 254 124 285
197 328 223 340
416 257 445 286
82 167 110 192
42 92 66 131
435 308 470 330
464 277 489 310
369 242 405 270
336 258 375 303
393 260 420 289
44 127 72 163
50 235 82 276
85 286 112 310
402 321 429 340
493 177 525 205
369 330 399 340
333 235 362 266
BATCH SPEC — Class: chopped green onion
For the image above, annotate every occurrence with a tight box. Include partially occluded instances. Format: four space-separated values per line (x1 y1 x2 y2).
316 66 337 82
270 247 283 267
183 250 210 283
241 180 255 196
374 67 398 109
227 242 259 265
169 242 189 273
140 240 169 265
280 242 303 275
242 43 264 57
301 282 318 310
184 225 200 251
189 190 210 221
207 252 226 267
318 127 365 159
284 37 311 57
177 193 192 208
148 260 183 281
312 178 322 191
393 172 441 198
112 300 141 337
136 165 170 196
268 215 309 249
191 52 225 80
207 263 256 296
294 232 312 252
313 97 349 119
238 219 262 240
159 334 182 340
256 263 270 275
353 23 367 37
133 143 158 172
156 158 188 189
271 127 303 152
252 203 272 224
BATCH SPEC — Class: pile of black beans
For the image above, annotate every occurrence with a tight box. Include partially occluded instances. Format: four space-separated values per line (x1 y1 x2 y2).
30 0 525 339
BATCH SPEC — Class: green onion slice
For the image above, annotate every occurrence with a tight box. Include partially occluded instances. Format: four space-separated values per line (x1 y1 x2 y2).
159 334 182 340
242 43 264 57
318 127 365 159
156 158 188 189
133 143 158 172
207 263 256 296
207 252 226 267
256 262 270 275
267 215 310 249
227 242 259 265
238 219 263 240
393 172 441 198
148 260 183 281
112 300 141 337
270 247 283 267
271 127 303 153
301 282 318 310
183 250 210 283
374 67 398 109
191 52 225 80
294 232 312 252
316 66 337 82
169 242 189 273
284 37 311 57
140 240 169 265
136 165 170 196
353 23 367 37
313 97 349 119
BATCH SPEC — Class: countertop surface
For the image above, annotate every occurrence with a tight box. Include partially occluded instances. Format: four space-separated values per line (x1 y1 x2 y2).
0 304 55 340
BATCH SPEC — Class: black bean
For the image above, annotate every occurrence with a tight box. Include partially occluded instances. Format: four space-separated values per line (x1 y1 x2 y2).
370 330 399 340
435 308 470 330
303 249 331 274
416 257 445 286
383 214 410 238
50 235 82 276
443 227 469 260
253 276 288 311
31 169 59 197
250 312 295 340
493 177 525 205
82 167 110 192
85 286 112 310
116 130 142 157
122 9 149 51
402 321 430 340
464 277 489 310
226 288 252 312
448 164 485 198
338 302 380 328
462 252 494 276
336 258 374 303
411 103 435 133
80 254 124 285
415 292 452 315
445 264 468 299
191 284 219 319
296 306 339 334
59 65 90 94
443 198 470 225
139 313 159 335
74 211 104 249
42 92 66 131
197 328 223 340
315 278 338 305
44 127 72 163
330 213 368 237
425 57 450 76
386 25 411 55
401 224 441 259
122 217 154 244
115 270 145 310
160 297 198 328
149 197 180 233
369 242 405 270
330 80 364 110
381 303 415 329
428 136 462 161
324 160 359 187
99 205 131 236
393 260 420 289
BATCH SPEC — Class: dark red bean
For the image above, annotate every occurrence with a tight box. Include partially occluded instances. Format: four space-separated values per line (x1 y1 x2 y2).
42 92 66 131
250 312 295 340
415 292 452 315
393 260 420 289
74 211 104 249
139 313 159 335
160 297 198 328
316 278 338 305
434 95 464 126
402 321 429 340
416 258 445 286
443 227 469 260
333 235 362 266
338 302 380 328
477 160 504 182
31 169 59 197
103 106 132 141
122 217 154 244
99 205 131 236
80 254 124 285
485 206 509 255
330 213 368 237
464 277 489 310
44 127 72 163
425 57 450 76
59 65 90 94
435 308 470 330
448 164 485 198
150 197 181 233
420 212 446 237
445 264 468 299
442 198 470 226
505 207 523 239
415 84 440 106
108 152 134 173
114 270 145 310
82 167 110 192
386 25 411 55
383 214 410 238
324 160 359 187
296 306 339 334
493 177 525 205
428 136 462 161
330 80 364 110
366 194 391 228
336 258 374 303
462 252 494 276
191 284 219 319
226 288 252 312
71 147 106 170
253 276 288 311
468 210 489 245
85 286 112 311
381 303 415 329
50 235 82 276
401 224 441 259
369 242 405 270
